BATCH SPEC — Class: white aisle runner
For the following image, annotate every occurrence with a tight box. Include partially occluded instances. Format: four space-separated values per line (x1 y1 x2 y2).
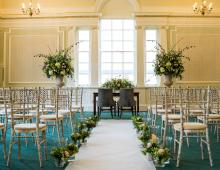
66 120 155 170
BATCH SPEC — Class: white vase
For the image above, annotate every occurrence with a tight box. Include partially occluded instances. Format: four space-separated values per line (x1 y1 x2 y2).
56 76 65 88
163 75 173 87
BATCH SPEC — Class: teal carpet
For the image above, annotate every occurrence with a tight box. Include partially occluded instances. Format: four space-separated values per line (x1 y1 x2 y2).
0 112 220 170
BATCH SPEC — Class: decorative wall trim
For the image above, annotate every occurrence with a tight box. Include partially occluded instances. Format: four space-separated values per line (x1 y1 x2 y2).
176 81 220 84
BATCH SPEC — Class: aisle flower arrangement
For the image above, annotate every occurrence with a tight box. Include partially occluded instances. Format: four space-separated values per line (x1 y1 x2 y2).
50 116 99 167
132 116 170 167
102 77 134 90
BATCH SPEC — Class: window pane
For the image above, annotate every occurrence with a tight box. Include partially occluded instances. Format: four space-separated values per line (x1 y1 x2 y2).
101 74 111 83
146 52 156 62
123 20 134 30
79 41 89 51
112 41 123 51
79 30 89 40
123 31 134 40
112 31 122 40
101 63 111 72
146 30 157 40
146 74 157 84
124 63 134 73
123 41 134 51
101 31 111 40
112 63 123 73
124 52 134 62
78 52 89 62
112 52 123 62
112 20 122 30
101 52 111 62
146 40 156 51
101 20 111 30
79 63 89 73
78 74 89 85
101 41 112 51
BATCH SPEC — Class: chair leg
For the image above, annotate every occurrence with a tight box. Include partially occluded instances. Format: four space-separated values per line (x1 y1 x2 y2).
131 107 134 116
120 107 122 119
176 131 183 167
2 129 7 160
69 111 74 132
110 106 113 118
205 129 213 167
173 130 177 154
118 106 120 117
56 120 61 145
18 133 21 160
7 130 15 167
43 130 48 160
36 133 43 167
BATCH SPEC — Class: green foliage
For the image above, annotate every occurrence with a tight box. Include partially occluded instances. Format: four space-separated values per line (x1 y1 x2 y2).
71 132 81 143
102 77 134 90
154 42 194 79
34 45 75 78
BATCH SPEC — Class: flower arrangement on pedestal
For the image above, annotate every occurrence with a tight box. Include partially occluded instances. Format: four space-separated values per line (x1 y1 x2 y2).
34 44 76 87
154 42 194 87
102 77 134 90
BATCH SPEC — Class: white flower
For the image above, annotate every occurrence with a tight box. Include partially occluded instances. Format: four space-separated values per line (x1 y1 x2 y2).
147 142 152 148
158 148 165 155
49 70 53 75
60 70 65 75
160 67 165 73
55 62 61 68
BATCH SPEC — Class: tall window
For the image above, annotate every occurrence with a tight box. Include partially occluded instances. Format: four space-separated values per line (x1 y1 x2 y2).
145 29 159 85
100 19 135 84
77 30 90 85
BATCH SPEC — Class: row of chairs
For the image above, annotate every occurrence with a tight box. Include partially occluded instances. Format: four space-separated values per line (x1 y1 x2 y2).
97 88 137 118
148 86 220 167
0 87 84 167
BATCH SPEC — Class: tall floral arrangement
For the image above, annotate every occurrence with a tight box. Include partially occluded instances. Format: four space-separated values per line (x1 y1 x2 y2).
154 41 194 79
34 44 76 78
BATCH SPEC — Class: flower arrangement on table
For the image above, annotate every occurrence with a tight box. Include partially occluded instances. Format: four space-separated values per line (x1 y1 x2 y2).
153 41 194 87
34 44 76 87
132 116 170 167
102 77 134 90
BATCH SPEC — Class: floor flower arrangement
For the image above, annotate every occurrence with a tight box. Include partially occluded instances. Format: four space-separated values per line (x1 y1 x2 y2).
132 116 170 167
50 116 100 167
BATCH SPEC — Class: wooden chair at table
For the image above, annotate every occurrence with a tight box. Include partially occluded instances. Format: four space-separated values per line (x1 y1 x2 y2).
173 87 213 167
40 88 64 144
7 87 47 167
118 88 136 118
97 88 116 118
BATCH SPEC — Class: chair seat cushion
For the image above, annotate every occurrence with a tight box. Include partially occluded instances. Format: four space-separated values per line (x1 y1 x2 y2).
14 123 46 132
157 109 172 113
197 114 220 121
8 114 34 119
40 114 63 121
174 122 206 131
162 114 184 120
58 110 70 115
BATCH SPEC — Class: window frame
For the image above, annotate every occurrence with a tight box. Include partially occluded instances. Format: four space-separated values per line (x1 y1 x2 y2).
144 28 160 86
76 28 91 86
99 19 136 85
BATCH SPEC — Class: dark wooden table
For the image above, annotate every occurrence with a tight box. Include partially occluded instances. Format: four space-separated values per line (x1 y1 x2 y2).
93 92 139 116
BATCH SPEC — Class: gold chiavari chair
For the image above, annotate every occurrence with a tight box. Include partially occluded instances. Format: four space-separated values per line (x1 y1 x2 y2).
173 87 213 167
0 88 8 160
7 87 47 167
40 88 64 144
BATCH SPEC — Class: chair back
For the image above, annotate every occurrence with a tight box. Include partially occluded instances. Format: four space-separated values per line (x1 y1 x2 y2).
97 88 114 107
119 88 135 107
